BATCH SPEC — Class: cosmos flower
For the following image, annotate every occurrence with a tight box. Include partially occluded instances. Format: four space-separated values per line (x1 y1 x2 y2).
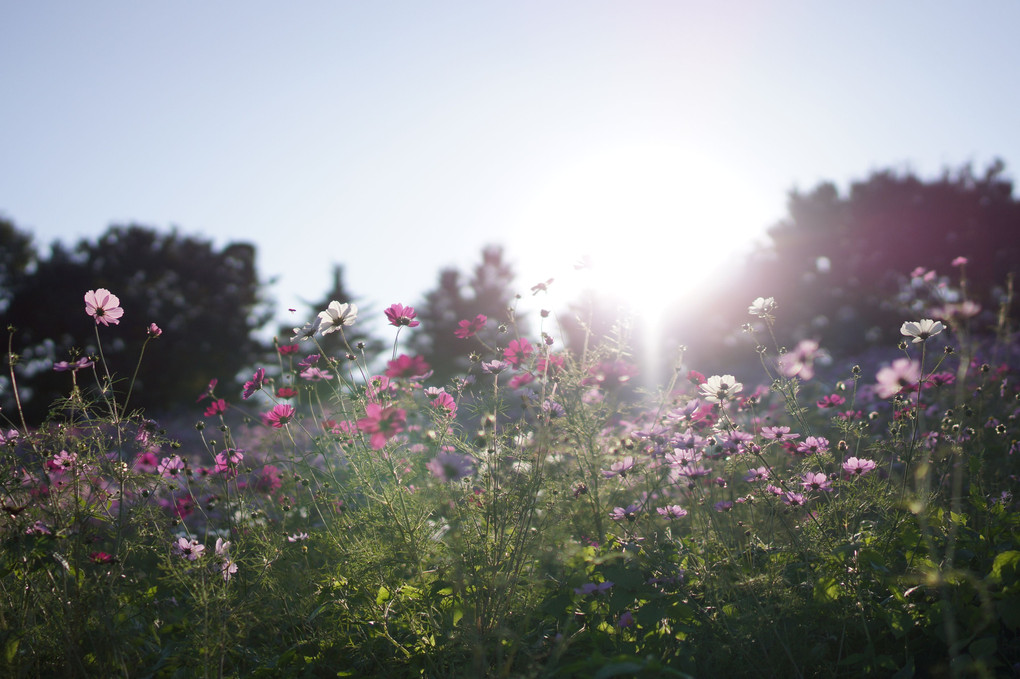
318 301 358 335
84 288 124 326
900 319 944 344
699 374 743 403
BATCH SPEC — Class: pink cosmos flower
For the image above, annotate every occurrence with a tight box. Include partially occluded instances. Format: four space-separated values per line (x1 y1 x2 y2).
53 357 94 372
874 358 921 399
951 256 968 267
842 456 877 477
275 386 298 399
601 456 637 479
213 448 244 476
158 455 185 477
503 338 534 366
299 367 334 382
778 339 827 381
264 404 295 428
656 505 689 519
385 354 431 379
174 537 205 561
454 314 487 339
574 581 614 596
801 471 832 492
610 503 641 521
84 288 124 326
816 394 846 409
796 436 829 455
430 391 458 417
278 344 300 355
256 465 283 493
89 552 114 564
147 323 162 338
357 403 407 449
204 398 228 417
384 303 420 327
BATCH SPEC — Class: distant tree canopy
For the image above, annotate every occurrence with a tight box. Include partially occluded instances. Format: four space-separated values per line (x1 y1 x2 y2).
679 161 1020 368
409 245 523 384
1 222 272 422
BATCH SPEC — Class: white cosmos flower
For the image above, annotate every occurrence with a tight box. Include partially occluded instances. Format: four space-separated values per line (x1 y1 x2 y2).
900 319 944 344
699 374 743 403
748 297 776 318
318 301 358 335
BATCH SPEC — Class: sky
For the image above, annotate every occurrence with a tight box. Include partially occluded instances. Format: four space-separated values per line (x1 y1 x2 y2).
2 2 1019 335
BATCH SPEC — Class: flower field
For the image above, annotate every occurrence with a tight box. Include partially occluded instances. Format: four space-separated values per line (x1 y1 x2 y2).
1 263 1018 678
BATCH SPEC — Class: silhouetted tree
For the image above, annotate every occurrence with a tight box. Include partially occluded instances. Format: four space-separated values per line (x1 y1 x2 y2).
675 160 1020 369
0 218 36 315
409 245 522 383
2 223 272 422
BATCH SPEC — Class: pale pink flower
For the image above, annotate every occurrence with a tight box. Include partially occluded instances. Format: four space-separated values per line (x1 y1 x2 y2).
84 288 124 326
874 358 921 399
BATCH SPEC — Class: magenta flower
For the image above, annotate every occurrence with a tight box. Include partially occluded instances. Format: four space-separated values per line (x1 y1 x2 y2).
53 357 95 372
744 466 770 482
89 551 114 564
384 303 420 328
454 314 487 339
385 354 431 379
610 503 641 521
264 404 295 428
430 391 458 417
84 288 124 326
761 426 799 441
147 323 162 338
276 386 298 399
357 403 407 449
816 394 846 409
299 367 334 382
257 465 283 493
951 256 968 267
782 491 806 506
842 456 877 477
503 338 534 367
204 398 228 417
242 368 265 399
213 448 244 476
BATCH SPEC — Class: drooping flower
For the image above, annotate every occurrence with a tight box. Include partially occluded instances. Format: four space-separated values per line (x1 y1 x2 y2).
842 456 877 477
426 451 476 482
610 503 641 522
242 368 265 399
748 296 776 318
454 314 487 339
900 319 944 344
264 404 296 428
384 303 420 328
292 317 322 341
84 289 124 326
147 323 162 338
699 374 743 404
318 301 358 335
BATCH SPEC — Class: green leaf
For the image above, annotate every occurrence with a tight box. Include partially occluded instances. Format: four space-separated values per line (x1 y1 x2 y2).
990 551 1020 586
375 585 391 606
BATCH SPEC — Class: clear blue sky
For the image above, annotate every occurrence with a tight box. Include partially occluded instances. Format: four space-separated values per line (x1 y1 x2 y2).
3 2 1018 330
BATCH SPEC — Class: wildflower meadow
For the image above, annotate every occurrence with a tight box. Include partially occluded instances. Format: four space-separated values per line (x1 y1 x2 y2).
1 260 1018 678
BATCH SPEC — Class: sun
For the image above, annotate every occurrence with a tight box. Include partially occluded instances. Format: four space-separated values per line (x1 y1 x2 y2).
511 142 775 370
